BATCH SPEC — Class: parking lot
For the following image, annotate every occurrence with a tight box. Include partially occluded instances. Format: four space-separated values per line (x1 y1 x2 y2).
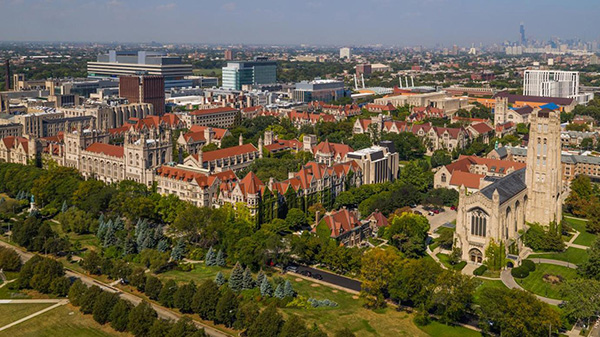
413 205 457 234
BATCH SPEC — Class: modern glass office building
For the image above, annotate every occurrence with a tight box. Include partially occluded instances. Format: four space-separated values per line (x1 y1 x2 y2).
222 57 277 90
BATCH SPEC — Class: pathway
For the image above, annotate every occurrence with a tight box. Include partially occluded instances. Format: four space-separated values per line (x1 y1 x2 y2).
500 270 562 306
0 299 68 332
527 258 578 269
425 246 447 270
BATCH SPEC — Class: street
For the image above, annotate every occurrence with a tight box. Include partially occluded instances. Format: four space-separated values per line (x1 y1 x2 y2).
295 265 361 292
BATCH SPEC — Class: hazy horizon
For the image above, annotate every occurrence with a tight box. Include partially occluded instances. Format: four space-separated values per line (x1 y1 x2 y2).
0 0 599 46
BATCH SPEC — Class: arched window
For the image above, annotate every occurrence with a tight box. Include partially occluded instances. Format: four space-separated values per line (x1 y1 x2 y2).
441 173 447 183
469 208 488 237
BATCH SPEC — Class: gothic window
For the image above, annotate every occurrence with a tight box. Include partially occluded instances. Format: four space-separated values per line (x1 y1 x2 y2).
441 173 447 183
470 208 488 237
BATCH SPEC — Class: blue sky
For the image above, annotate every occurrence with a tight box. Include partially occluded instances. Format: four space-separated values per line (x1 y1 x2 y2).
0 0 598 46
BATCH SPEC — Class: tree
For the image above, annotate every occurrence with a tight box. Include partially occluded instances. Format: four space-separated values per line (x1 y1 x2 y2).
171 239 185 261
148 319 172 337
430 271 477 324
205 247 216 266
145 276 164 301
283 280 295 298
192 280 220 321
260 277 273 297
81 250 103 275
360 248 402 308
280 315 309 337
234 302 260 331
285 208 308 229
166 317 199 337
173 281 196 313
561 279 600 328
92 291 119 325
215 249 226 267
430 149 452 168
215 271 226 286
247 304 283 337
384 213 430 258
256 270 266 286
50 277 71 297
0 246 22 271
128 301 158 337
485 239 505 271
158 279 177 308
389 258 442 307
479 287 560 337
242 267 254 289
579 238 600 280
334 328 357 337
274 283 285 299
109 299 133 332
215 288 239 327
80 285 103 315
68 279 88 307
227 262 243 292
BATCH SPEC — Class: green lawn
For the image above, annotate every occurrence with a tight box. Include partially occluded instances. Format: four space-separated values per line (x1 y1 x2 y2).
417 320 482 337
532 247 589 266
473 279 507 305
0 303 53 327
0 285 31 299
2 304 131 337
436 253 467 271
158 264 228 285
518 263 579 300
564 217 598 247
49 221 100 253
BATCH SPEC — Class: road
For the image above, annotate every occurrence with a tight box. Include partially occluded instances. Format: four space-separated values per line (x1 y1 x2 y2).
0 240 231 337
295 265 361 292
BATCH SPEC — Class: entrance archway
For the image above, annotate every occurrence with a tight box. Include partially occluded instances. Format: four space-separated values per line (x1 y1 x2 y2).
469 248 483 264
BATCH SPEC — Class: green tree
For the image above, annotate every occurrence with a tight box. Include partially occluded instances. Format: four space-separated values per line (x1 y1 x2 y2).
173 281 196 313
579 238 600 280
430 271 477 324
192 280 220 321
228 262 244 292
285 208 308 229
215 249 226 267
68 279 88 307
485 239 505 271
233 302 260 330
166 317 198 337
560 279 600 328
148 318 172 337
205 247 216 266
430 149 452 168
109 299 133 332
92 291 119 325
80 286 103 315
0 246 22 271
334 328 357 337
390 258 443 307
247 304 283 337
215 288 239 327
158 279 177 308
242 267 254 289
128 301 158 337
215 271 226 287
145 276 163 300
360 248 401 308
280 315 309 337
260 277 273 297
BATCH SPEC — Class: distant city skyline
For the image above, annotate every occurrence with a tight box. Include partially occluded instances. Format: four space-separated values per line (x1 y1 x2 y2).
0 0 599 46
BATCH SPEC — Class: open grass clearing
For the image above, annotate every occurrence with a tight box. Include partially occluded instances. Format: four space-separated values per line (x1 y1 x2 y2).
0 303 53 327
1 303 131 337
564 217 597 247
416 319 483 337
436 253 467 271
532 247 589 266
518 263 579 300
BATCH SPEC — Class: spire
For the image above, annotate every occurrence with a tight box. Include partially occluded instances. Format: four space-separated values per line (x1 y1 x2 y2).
239 133 243 146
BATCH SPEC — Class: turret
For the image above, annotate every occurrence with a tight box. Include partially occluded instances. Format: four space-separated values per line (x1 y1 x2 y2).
258 137 263 159
239 133 243 146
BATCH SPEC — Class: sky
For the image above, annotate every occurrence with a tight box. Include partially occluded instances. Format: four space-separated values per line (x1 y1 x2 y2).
0 0 598 46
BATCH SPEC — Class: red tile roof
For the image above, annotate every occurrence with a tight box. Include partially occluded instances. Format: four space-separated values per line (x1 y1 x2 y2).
193 143 258 162
367 211 389 228
470 122 494 134
449 171 484 189
85 143 124 158
315 209 362 238
313 140 353 158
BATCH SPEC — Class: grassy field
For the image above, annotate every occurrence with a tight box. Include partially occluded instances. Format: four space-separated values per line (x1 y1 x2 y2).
0 303 53 327
517 263 579 300
2 304 131 337
436 253 467 271
532 247 589 266
473 279 507 304
417 320 483 337
0 286 31 299
564 217 597 247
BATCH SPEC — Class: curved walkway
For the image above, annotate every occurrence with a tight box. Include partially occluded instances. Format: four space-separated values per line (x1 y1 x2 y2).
527 258 578 269
500 270 562 306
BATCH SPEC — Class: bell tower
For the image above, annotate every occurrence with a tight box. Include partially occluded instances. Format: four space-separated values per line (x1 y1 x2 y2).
525 108 562 225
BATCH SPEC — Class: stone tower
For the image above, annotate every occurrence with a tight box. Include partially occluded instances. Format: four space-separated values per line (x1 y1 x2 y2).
494 97 508 126
525 108 562 225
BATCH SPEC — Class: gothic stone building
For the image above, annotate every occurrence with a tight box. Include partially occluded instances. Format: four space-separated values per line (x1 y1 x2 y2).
455 108 563 263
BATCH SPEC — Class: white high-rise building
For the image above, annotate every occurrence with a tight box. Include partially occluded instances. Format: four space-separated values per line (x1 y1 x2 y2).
523 70 593 104
340 47 351 59
523 70 579 98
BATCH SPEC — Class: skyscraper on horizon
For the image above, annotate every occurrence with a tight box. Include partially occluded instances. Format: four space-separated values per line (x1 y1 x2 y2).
520 22 526 46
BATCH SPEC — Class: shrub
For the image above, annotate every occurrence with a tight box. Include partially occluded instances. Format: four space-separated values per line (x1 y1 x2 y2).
511 266 530 279
307 298 338 308
521 259 536 272
473 265 488 276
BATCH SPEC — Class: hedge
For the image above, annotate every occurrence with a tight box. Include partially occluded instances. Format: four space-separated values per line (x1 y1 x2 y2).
511 266 530 279
473 265 488 276
521 259 536 272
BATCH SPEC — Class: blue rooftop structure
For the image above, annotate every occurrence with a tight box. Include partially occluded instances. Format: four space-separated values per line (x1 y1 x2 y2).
540 102 559 110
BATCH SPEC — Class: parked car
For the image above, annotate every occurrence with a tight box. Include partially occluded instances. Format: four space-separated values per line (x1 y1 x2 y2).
450 205 456 211
301 270 312 277
312 273 323 280
433 209 440 214
285 265 298 273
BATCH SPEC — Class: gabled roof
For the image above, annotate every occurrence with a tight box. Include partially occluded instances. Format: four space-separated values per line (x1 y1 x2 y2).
1 136 29 153
240 171 264 195
480 168 527 204
450 171 484 189
470 122 494 134
512 105 534 116
315 209 362 238
85 143 124 158
313 140 353 158
188 125 229 139
367 211 388 228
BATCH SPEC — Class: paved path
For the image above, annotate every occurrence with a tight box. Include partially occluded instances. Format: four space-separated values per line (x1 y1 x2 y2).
0 240 231 337
426 246 448 270
0 299 63 304
0 299 68 332
500 270 562 305
528 258 578 269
